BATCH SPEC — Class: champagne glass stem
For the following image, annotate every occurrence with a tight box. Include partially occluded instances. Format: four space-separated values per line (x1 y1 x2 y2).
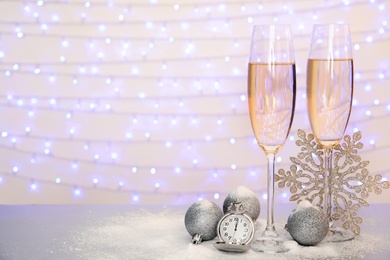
323 146 355 242
263 151 278 237
324 148 333 222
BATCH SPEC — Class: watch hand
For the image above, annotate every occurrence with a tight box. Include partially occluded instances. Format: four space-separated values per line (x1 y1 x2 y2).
232 220 239 240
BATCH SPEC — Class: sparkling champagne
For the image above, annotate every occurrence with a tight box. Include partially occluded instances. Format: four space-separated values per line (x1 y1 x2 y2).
307 58 353 148
248 62 296 153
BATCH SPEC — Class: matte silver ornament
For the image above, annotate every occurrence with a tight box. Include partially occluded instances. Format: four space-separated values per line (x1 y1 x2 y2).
223 186 260 221
286 201 329 246
184 200 223 244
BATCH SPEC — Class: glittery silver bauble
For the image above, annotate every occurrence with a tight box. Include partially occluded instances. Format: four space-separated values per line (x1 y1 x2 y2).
287 201 329 246
223 186 260 221
184 200 223 244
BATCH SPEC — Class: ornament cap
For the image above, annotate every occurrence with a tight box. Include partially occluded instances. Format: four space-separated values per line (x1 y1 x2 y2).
191 233 202 245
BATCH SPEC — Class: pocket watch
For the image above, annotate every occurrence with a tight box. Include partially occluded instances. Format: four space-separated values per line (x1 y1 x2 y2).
213 201 255 252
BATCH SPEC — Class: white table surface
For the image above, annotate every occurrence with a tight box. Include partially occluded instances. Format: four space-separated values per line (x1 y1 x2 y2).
0 204 389 260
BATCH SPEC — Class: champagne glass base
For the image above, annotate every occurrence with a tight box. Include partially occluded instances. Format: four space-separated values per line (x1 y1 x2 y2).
324 225 355 242
250 237 289 253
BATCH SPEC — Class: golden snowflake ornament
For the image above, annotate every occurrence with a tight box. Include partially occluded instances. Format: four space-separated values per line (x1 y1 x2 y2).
276 129 389 235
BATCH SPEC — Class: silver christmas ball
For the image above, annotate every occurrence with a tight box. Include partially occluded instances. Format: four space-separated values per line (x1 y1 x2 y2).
184 200 223 244
287 201 329 246
223 186 260 221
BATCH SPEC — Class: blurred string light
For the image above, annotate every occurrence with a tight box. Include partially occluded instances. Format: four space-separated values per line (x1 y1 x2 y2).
0 2 386 43
0 0 389 204
0 0 376 25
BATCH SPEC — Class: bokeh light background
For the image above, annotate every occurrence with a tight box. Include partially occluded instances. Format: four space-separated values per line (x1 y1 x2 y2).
0 0 389 204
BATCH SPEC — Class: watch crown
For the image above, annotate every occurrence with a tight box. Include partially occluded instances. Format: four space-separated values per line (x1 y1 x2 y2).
227 200 245 214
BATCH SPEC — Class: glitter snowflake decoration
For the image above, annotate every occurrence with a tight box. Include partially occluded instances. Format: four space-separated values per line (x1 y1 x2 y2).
276 129 389 235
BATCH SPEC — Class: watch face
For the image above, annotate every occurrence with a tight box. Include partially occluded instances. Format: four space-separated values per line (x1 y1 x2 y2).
218 214 254 245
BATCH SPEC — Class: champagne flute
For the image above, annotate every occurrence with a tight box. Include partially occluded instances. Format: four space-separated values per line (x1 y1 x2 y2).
248 24 296 252
307 23 355 242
